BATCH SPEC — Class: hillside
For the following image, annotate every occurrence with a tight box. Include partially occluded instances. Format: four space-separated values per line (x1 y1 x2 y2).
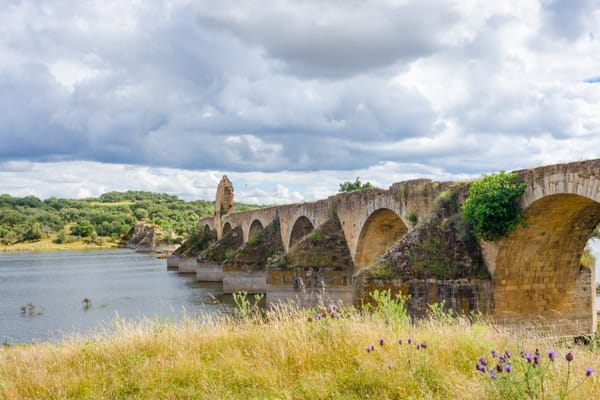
0 191 263 251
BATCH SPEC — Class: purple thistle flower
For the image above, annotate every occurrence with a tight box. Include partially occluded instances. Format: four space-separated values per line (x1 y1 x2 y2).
548 350 556 361
524 353 532 363
504 364 512 373
586 368 593 377
315 313 322 321
370 344 375 351
477 356 488 366
366 346 371 353
407 337 412 344
387 363 392 370
491 350 497 358
499 356 505 362
398 338 402 345
566 352 574 362
496 364 503 373
379 338 384 346
489 372 496 379
533 354 539 365
476 364 486 373
416 344 421 350
504 350 511 359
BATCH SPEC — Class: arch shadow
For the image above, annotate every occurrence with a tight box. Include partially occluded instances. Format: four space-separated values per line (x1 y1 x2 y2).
493 194 600 330
289 216 314 249
355 208 407 269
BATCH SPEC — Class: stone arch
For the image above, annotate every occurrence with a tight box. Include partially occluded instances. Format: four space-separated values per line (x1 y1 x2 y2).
355 208 408 268
222 222 232 236
289 216 314 249
249 219 264 240
491 193 600 335
202 224 211 234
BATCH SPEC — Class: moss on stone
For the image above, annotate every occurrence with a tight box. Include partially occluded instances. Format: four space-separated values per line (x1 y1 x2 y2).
226 218 284 270
173 227 217 257
271 214 354 272
199 225 243 263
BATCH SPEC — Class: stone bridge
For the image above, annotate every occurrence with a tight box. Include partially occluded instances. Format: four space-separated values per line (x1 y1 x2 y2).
198 178 448 270
194 159 600 336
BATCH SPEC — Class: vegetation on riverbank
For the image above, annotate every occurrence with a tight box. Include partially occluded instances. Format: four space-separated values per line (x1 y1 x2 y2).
0 295 599 399
0 191 262 251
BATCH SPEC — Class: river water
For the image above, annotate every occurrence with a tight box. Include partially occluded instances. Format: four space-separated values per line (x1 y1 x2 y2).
2 243 600 344
0 249 233 344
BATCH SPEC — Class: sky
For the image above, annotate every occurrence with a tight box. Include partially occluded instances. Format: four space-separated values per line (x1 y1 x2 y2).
1 0 599 204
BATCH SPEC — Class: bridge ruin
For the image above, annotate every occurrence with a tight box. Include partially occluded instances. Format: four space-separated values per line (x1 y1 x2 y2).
169 159 600 336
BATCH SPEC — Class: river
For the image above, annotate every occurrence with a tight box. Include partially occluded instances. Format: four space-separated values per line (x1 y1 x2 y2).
2 243 600 344
0 249 233 344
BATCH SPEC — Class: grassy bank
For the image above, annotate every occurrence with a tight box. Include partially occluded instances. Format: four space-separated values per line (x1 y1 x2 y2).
1 302 599 399
0 235 123 252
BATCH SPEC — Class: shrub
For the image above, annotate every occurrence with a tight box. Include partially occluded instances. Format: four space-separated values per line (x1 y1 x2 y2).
339 177 374 192
462 171 527 241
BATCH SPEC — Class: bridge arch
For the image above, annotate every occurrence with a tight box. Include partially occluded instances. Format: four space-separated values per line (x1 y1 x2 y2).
222 222 232 237
491 191 600 335
289 216 315 249
249 219 264 240
355 208 408 268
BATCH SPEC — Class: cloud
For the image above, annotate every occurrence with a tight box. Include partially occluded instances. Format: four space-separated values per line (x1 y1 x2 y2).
0 0 598 200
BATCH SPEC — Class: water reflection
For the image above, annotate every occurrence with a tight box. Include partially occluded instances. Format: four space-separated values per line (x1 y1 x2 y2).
0 249 233 344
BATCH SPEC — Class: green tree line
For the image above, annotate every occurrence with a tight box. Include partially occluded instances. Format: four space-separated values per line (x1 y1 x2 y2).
0 191 262 245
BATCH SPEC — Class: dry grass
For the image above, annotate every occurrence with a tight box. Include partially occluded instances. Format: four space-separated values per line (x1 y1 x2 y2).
0 307 599 399
0 235 121 252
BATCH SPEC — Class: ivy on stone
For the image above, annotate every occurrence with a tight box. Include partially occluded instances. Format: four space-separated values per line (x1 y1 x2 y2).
462 171 527 241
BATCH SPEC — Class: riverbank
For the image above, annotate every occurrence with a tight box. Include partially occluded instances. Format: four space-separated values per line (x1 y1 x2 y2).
1 306 599 399
0 236 123 252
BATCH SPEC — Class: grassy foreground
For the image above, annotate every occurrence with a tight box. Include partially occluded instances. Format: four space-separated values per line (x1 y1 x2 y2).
0 304 599 399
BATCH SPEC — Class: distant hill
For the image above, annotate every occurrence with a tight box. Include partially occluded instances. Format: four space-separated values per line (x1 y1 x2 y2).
0 191 264 250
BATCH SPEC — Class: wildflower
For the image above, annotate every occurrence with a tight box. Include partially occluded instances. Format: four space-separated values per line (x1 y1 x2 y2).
533 354 539 366
496 364 503 373
489 372 496 379
477 356 488 366
366 346 371 353
491 350 497 358
370 344 375 351
548 350 556 361
398 338 402 345
407 337 412 344
476 364 486 373
503 350 511 359
379 338 384 346
504 364 512 373
387 363 392 370
416 343 421 350
524 353 532 363
566 352 574 362
586 368 593 377
315 313 322 321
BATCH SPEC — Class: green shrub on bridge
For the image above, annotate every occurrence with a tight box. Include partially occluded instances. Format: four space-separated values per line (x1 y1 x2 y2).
462 171 527 241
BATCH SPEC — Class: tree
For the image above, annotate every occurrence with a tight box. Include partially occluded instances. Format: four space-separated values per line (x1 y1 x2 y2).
22 222 42 241
339 177 374 193
72 220 95 237
462 171 527 241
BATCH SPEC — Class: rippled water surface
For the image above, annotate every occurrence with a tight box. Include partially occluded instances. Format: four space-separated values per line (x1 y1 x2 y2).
0 249 232 344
